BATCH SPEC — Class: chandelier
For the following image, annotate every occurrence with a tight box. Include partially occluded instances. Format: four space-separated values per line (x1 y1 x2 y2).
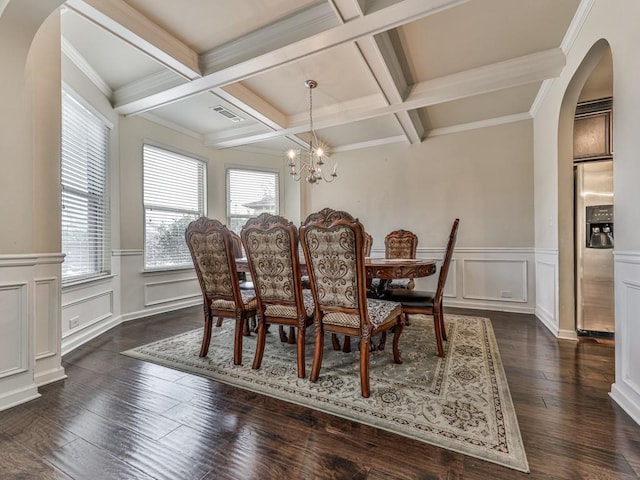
286 80 337 184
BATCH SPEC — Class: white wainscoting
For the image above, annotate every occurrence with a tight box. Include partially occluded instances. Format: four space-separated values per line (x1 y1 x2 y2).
61 275 119 355
534 249 559 336
369 247 536 314
0 254 66 411
144 276 200 307
611 251 640 426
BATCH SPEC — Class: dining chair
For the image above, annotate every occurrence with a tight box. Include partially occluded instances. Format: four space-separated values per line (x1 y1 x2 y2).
300 208 404 398
382 218 459 358
241 213 314 378
370 229 418 295
185 217 258 365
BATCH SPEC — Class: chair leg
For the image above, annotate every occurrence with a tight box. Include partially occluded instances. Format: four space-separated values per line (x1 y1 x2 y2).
310 327 324 382
234 315 244 365
278 325 288 342
331 333 341 350
252 320 267 370
288 326 296 344
404 312 411 326
296 325 306 378
216 317 223 327
199 306 213 357
359 336 370 398
438 302 447 341
377 331 387 351
433 308 445 358
392 318 404 364
342 335 351 353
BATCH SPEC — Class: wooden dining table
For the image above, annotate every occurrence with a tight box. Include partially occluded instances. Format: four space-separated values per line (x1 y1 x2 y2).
235 256 437 298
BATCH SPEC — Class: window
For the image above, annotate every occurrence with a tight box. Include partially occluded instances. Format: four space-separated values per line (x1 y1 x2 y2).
144 144 206 269
227 168 279 234
61 90 111 282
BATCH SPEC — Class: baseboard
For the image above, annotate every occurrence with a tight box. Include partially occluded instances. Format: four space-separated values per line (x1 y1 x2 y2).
62 315 122 356
445 299 534 314
121 298 202 323
535 306 558 337
35 366 67 387
557 329 578 341
0 385 41 412
610 383 640 426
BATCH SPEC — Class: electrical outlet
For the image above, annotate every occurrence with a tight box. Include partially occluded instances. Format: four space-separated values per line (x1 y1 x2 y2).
69 316 80 328
500 290 513 299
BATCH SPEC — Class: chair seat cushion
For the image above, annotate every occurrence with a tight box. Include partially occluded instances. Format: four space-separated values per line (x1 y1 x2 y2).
211 289 257 312
264 290 315 319
383 289 435 308
239 281 254 290
323 298 402 329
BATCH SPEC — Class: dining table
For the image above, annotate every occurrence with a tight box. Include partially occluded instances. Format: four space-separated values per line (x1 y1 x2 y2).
235 256 437 298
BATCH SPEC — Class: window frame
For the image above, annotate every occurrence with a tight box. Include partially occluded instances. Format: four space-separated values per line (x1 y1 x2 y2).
142 142 207 272
226 166 280 235
61 87 113 285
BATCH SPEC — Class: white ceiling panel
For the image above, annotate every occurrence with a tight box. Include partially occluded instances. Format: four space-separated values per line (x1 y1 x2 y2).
61 9 167 89
60 0 587 153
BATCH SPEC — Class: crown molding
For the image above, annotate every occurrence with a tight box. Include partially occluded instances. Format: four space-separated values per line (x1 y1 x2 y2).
331 135 407 153
61 36 112 98
138 112 203 140
65 0 200 80
427 112 531 137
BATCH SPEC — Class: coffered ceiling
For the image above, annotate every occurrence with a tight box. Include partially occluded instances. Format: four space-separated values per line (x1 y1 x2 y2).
61 0 584 155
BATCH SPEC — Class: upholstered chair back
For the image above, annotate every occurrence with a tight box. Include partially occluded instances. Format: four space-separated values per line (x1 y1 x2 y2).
384 229 418 259
364 231 373 257
185 217 238 300
300 209 369 328
241 213 301 305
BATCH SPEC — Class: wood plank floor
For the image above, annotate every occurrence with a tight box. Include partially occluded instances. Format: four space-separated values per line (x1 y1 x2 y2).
1 307 639 479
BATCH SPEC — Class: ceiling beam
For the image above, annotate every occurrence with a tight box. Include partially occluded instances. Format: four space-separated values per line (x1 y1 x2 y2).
206 47 565 148
113 0 470 116
65 0 201 80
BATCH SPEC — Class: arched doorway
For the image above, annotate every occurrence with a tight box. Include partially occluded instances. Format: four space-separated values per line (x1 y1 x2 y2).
556 39 614 342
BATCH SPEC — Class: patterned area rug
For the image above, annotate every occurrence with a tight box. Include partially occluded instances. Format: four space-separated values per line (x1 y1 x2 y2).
122 314 529 472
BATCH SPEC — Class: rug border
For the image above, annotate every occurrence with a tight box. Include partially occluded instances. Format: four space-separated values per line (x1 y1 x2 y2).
121 314 529 473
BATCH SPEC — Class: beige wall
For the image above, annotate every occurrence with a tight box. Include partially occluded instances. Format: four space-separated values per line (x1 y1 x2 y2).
308 120 534 250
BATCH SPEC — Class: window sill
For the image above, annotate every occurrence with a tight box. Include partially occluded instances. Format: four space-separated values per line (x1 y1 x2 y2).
143 266 195 275
62 274 117 290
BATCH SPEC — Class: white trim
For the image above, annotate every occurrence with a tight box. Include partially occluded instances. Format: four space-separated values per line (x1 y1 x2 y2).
428 113 531 137
35 366 67 387
444 299 534 315
62 84 114 129
614 251 640 264
112 249 143 257
610 384 640 426
62 315 121 356
461 258 528 303
0 253 65 267
535 306 557 336
558 329 579 341
331 136 407 153
120 298 202 323
62 274 116 291
0 386 40 413
144 276 200 307
61 36 112 98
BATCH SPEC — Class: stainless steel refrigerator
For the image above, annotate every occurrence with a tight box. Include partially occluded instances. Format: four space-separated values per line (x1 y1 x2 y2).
574 160 614 335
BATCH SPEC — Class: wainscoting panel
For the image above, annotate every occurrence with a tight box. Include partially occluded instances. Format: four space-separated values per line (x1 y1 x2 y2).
534 250 558 336
462 259 527 303
34 277 57 360
611 251 640 426
0 282 29 378
409 247 535 313
62 290 113 332
144 276 200 307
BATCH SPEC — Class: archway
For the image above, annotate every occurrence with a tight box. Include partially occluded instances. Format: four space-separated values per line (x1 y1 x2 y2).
556 39 613 339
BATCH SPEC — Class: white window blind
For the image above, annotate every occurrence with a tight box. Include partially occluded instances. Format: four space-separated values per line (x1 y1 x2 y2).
227 168 279 234
144 145 206 269
61 90 111 282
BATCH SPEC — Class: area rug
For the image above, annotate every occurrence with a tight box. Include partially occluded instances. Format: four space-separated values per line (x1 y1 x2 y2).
122 314 529 473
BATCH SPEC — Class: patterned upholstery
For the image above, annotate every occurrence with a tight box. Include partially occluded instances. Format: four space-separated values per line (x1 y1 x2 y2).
185 216 258 364
299 209 404 398
264 290 315 318
323 298 401 329
245 227 295 302
303 225 358 309
242 213 314 379
190 231 234 296
387 236 415 259
211 289 258 311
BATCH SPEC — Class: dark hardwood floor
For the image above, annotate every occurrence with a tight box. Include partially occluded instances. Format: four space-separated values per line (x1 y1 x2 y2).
1 307 639 479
